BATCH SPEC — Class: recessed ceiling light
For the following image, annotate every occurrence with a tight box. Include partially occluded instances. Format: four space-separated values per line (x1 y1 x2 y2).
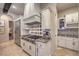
12 5 16 9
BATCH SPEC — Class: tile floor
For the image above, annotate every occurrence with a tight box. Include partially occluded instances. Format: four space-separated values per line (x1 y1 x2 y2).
55 47 79 56
0 40 28 56
0 40 78 56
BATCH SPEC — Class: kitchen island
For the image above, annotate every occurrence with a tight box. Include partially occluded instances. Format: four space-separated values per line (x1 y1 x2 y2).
21 35 51 56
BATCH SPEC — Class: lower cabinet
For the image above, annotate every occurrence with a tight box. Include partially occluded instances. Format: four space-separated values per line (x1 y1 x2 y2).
21 39 36 56
21 39 27 51
73 38 79 51
36 41 51 56
26 41 36 56
57 36 66 48
21 39 51 56
66 37 74 50
57 36 79 51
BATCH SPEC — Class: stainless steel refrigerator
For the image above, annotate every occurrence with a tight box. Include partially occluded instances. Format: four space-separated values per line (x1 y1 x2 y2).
15 19 21 46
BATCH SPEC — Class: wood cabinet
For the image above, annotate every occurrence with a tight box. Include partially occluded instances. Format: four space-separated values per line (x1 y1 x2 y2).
41 9 51 29
21 39 51 56
73 38 79 51
66 37 74 49
65 12 78 24
26 41 36 56
65 12 78 28
58 17 65 29
36 40 51 56
21 39 36 56
57 36 79 51
21 39 27 51
57 36 66 47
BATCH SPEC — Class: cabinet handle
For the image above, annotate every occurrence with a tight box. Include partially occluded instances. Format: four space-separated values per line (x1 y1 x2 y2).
37 47 38 56
73 42 75 45
23 43 25 46
72 19 74 22
29 46 31 50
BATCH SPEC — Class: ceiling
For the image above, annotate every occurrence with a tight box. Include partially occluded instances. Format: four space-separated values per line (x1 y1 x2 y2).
8 3 25 15
0 3 25 15
0 3 78 15
56 3 78 12
0 3 4 13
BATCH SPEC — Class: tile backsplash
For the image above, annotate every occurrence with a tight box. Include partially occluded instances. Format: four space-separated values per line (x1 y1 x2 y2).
58 28 78 38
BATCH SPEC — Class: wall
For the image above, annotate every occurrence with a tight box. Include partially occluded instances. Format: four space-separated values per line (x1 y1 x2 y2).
0 15 12 43
40 3 58 55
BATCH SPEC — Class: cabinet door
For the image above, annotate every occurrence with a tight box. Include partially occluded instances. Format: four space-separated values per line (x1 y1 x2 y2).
65 12 78 24
58 36 66 47
25 41 29 52
41 9 51 29
71 12 78 23
61 37 66 47
29 43 36 56
21 39 26 50
37 42 48 56
57 36 60 46
36 41 51 56
57 36 62 46
66 38 74 49
73 38 79 51
65 14 72 24
26 41 36 56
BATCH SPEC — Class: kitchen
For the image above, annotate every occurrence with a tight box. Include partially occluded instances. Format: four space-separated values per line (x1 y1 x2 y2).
0 3 79 56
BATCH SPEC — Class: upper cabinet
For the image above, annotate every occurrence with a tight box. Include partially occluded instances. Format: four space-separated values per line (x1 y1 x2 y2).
65 12 78 24
58 17 65 29
65 12 78 28
41 9 51 29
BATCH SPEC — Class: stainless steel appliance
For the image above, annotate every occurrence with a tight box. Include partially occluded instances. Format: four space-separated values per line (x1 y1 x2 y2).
15 19 21 46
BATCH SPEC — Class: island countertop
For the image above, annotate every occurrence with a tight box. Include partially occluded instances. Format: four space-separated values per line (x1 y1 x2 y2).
21 35 51 44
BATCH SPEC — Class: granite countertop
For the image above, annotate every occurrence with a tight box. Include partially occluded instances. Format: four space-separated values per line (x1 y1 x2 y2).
58 34 78 38
35 38 50 43
22 35 51 44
